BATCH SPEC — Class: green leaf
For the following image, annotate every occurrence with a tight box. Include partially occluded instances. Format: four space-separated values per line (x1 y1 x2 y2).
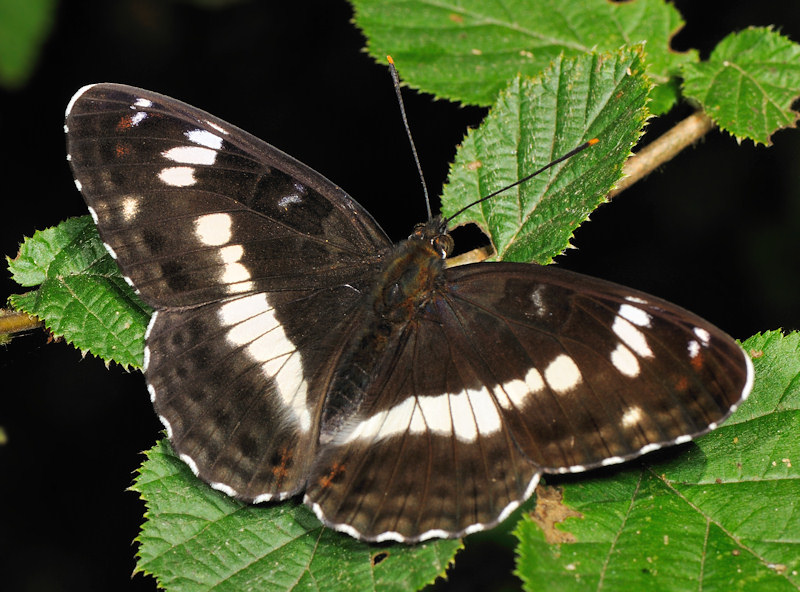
352 0 695 112
7 216 151 368
441 48 650 264
515 331 800 592
682 27 800 145
133 439 462 592
0 0 57 89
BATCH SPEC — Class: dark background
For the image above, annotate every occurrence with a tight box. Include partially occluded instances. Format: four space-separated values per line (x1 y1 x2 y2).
1 1 798 590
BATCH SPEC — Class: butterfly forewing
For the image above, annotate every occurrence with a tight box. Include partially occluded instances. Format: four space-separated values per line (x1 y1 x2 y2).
65 84 390 307
66 84 753 543
66 83 390 501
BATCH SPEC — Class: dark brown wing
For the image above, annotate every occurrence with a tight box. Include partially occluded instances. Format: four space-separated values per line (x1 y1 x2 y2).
66 83 391 500
304 261 752 542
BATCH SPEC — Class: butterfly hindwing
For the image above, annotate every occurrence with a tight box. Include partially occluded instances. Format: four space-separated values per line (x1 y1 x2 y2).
305 292 540 541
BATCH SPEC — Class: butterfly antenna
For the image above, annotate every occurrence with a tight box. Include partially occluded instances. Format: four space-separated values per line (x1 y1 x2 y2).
387 56 432 220
444 138 600 225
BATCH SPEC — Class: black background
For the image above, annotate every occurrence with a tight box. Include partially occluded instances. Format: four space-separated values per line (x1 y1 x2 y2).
1 1 798 591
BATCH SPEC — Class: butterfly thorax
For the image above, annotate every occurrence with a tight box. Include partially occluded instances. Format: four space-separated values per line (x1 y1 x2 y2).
374 218 451 322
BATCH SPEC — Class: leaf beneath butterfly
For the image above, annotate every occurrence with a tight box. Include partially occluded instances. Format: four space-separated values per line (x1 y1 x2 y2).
515 331 800 592
682 27 800 146
441 48 650 265
352 0 695 113
6 216 151 368
133 439 462 592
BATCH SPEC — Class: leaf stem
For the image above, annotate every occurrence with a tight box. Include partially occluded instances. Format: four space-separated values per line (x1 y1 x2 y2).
609 110 716 198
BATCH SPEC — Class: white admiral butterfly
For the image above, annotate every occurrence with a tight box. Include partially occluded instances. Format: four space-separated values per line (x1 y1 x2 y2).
65 83 753 543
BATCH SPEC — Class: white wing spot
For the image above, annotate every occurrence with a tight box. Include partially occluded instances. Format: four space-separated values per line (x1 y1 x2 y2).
469 387 502 437
130 111 147 127
210 482 238 497
121 196 139 221
218 245 254 291
180 453 199 476
158 166 196 187
610 343 640 377
133 97 153 108
639 442 662 455
74 179 82 191
162 146 218 165
618 303 652 328
621 405 643 428
278 194 302 208
693 327 711 345
185 128 224 149
343 386 502 445
449 391 479 442
205 120 229 135
544 354 582 394
688 340 701 359
145 310 159 340
159 414 173 438
218 294 310 432
87 206 99 224
529 286 548 316
612 315 653 358
103 242 118 260
221 262 251 284
219 244 243 263
625 296 647 304
195 213 232 246
497 367 544 409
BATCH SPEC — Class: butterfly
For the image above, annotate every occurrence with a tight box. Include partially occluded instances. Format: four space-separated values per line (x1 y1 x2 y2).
64 83 753 543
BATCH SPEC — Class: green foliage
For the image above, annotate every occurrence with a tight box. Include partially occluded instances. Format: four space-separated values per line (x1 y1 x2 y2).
353 0 800 140
0 0 57 89
133 440 462 592
441 48 650 264
683 27 800 145
352 0 695 113
7 216 151 368
515 331 800 592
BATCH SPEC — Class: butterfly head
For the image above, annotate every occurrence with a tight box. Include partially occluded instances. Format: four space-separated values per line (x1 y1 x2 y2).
410 216 453 259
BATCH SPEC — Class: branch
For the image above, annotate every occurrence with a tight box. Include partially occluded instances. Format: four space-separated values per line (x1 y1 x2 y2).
610 110 716 198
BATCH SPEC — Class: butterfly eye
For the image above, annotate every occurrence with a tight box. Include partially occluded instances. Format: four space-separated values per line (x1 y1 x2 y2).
432 234 453 258
411 222 427 238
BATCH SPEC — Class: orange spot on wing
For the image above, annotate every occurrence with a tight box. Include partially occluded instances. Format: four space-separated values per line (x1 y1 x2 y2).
116 115 133 131
318 462 346 489
272 447 293 486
